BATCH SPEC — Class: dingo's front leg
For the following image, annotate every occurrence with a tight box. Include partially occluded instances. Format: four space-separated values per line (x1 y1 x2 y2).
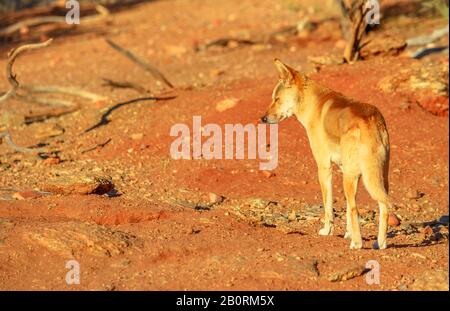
318 165 334 236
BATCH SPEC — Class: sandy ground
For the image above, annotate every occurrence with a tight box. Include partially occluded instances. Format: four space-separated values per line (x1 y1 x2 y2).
0 0 448 290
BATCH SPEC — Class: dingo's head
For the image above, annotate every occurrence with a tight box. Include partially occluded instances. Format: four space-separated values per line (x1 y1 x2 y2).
261 59 304 124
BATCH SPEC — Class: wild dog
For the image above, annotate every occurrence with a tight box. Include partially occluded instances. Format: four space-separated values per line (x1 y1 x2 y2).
261 59 392 249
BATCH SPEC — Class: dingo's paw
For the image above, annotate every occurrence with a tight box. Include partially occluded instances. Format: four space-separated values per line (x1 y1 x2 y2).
373 240 387 250
350 240 363 249
318 226 333 236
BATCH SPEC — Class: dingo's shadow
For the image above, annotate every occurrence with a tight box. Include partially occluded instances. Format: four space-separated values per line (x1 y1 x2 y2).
339 215 449 249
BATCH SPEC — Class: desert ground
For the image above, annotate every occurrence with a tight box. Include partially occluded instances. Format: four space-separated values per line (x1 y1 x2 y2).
0 0 448 290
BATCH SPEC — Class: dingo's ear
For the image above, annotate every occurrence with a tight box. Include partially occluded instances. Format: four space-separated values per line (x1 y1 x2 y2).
274 59 297 83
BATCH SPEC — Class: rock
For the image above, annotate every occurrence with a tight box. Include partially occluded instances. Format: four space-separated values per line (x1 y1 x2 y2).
208 192 224 204
399 102 411 111
42 157 61 166
328 265 367 282
12 191 43 200
165 44 187 58
41 171 114 195
406 189 424 200
24 221 142 257
420 226 433 236
438 215 449 225
288 210 297 221
335 39 347 49
215 98 239 112
261 170 275 178
131 133 144 140
359 36 406 59
307 55 344 66
388 213 401 227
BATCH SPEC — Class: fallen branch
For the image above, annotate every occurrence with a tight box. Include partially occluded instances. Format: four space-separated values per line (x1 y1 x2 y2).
0 5 110 38
24 105 80 124
406 25 449 47
24 85 107 102
80 138 112 154
84 95 177 133
0 16 66 37
196 37 260 51
101 78 150 94
0 130 47 153
0 38 53 103
342 0 371 63
106 38 174 88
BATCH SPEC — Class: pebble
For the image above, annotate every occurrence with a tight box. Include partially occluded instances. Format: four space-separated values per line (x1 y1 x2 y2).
388 213 401 227
12 191 43 200
215 98 239 112
41 171 114 195
261 170 275 178
208 192 224 204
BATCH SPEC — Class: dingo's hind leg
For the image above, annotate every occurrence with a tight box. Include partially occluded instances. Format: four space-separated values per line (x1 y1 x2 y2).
361 142 391 250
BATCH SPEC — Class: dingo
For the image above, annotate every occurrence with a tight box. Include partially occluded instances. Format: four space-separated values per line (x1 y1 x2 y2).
261 59 392 249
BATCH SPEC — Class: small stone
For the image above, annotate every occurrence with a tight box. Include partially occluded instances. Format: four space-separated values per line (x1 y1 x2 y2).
12 191 43 200
288 210 297 221
420 226 433 236
261 170 275 178
42 157 61 166
388 213 401 227
406 189 424 200
399 102 411 111
208 192 224 204
131 133 144 140
328 265 367 282
41 171 114 195
215 98 239 112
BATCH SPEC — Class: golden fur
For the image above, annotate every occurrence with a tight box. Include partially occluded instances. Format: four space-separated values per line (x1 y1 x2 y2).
262 59 392 249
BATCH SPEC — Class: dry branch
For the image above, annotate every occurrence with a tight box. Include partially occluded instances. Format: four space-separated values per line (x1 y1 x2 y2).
0 130 47 153
106 38 174 88
0 39 53 103
24 85 107 103
0 5 110 39
101 78 150 94
342 0 371 63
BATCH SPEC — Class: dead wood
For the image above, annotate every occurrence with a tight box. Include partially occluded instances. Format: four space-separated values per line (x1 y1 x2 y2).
101 78 150 94
0 38 53 103
342 0 371 63
105 38 174 88
0 5 110 39
80 138 112 154
84 95 177 133
0 130 47 153
24 85 107 103
196 37 260 51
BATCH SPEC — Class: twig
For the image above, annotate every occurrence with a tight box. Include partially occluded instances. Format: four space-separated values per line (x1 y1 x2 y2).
0 17 67 37
101 78 150 94
80 138 112 154
105 38 174 88
406 25 449 47
0 5 110 38
196 37 260 51
24 105 80 124
0 38 53 103
84 95 177 133
24 85 107 102
0 130 47 153
343 0 370 63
